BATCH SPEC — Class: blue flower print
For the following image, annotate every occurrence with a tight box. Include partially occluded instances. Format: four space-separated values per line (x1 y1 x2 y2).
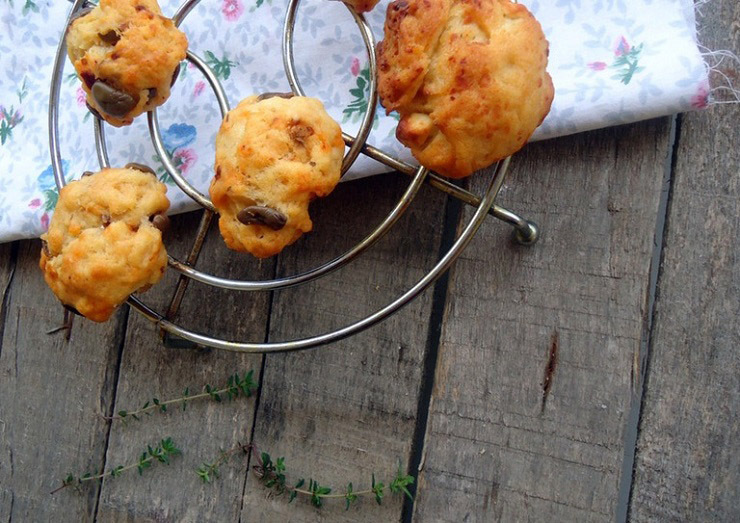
37 160 68 191
36 160 69 213
153 124 199 184
162 123 197 152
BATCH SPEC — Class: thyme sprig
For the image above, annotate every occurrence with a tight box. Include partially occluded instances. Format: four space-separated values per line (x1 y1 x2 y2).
52 438 181 494
55 370 415 513
196 441 251 484
108 371 256 422
197 444 415 510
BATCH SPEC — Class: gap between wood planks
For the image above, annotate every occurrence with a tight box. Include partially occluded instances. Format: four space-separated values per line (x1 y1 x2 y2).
394 132 680 520
400 118 680 521
85 210 278 522
237 256 278 523
0 242 20 362
615 114 680 523
402 182 464 523
91 304 130 521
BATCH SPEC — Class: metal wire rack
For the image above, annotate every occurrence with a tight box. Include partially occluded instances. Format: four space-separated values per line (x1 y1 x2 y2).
49 0 540 353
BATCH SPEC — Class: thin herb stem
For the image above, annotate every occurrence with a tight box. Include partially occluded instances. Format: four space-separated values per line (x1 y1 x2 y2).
51 460 148 494
105 389 224 420
52 437 181 495
212 444 247 468
199 442 414 509
196 442 251 483
106 371 256 422
291 488 374 499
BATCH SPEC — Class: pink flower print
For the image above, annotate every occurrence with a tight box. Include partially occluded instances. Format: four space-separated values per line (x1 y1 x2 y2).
76 87 87 107
350 57 360 76
173 148 198 174
588 61 607 71
222 0 244 21
614 36 631 57
41 213 50 231
0 104 24 144
691 85 709 109
0 106 20 126
29 198 41 209
192 81 206 99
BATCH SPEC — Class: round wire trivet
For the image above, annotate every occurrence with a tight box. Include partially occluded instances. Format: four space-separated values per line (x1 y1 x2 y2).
49 0 540 353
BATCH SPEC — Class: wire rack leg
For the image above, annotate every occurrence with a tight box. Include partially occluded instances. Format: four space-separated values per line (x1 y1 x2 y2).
344 135 540 245
159 209 214 348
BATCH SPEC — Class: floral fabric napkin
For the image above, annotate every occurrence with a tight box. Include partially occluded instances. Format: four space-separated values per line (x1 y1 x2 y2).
0 0 709 242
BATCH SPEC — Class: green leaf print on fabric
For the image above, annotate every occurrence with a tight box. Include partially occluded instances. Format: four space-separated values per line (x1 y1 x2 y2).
43 189 58 212
205 51 238 81
0 78 28 146
611 38 644 85
4 0 39 15
343 64 379 128
23 0 39 15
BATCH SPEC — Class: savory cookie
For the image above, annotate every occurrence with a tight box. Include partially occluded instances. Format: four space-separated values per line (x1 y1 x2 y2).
40 166 170 322
340 0 381 13
210 94 345 259
66 0 188 127
377 0 554 178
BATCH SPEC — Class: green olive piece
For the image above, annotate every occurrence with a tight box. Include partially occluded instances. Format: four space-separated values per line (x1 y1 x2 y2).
91 81 137 117
99 30 121 46
124 163 156 176
257 92 295 101
237 206 287 231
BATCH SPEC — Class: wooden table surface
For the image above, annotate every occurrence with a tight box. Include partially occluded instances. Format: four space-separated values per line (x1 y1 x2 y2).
1 4 738 522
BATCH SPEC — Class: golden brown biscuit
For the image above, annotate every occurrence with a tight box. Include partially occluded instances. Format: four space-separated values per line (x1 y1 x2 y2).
40 167 170 322
377 0 554 178
340 0 381 13
66 0 188 127
210 94 344 259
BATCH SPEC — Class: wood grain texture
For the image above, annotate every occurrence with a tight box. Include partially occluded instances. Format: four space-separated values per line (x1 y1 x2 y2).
0 240 126 522
629 3 740 520
412 119 673 522
95 212 271 522
0 242 16 348
0 242 17 521
240 174 448 521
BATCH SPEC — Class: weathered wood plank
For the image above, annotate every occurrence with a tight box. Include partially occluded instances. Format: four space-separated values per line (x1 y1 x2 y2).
0 241 16 345
412 118 673 521
0 240 127 522
629 3 740 520
95 211 271 522
0 241 17 520
240 173 449 521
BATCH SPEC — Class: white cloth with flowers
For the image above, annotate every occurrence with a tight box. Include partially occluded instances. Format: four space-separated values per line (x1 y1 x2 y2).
0 0 709 242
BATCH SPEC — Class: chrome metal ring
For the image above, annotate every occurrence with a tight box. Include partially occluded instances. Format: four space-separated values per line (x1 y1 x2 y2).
148 49 226 213
129 158 511 353
150 0 425 291
283 0 377 176
167 165 429 292
47 0 519 352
